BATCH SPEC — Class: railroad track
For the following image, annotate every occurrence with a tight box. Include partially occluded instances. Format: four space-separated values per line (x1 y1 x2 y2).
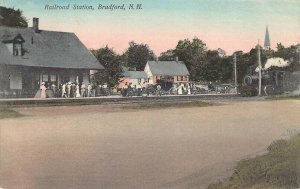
0 94 262 106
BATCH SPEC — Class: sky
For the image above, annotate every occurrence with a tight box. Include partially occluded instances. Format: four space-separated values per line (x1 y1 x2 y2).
1 0 299 55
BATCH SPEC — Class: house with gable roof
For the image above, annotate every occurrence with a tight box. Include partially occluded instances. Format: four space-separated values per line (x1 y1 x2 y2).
144 58 190 85
118 66 148 89
0 18 104 97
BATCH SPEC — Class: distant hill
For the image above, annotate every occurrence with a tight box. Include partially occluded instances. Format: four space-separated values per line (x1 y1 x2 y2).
0 6 28 27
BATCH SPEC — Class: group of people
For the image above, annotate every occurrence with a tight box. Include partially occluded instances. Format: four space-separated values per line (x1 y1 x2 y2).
121 82 147 96
38 81 202 98
121 82 196 96
170 83 193 95
39 81 93 98
59 82 93 98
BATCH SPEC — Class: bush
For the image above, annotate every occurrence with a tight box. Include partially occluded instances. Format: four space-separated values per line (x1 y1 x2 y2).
207 134 300 189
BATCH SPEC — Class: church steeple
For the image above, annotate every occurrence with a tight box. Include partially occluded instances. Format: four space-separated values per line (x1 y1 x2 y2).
264 25 271 50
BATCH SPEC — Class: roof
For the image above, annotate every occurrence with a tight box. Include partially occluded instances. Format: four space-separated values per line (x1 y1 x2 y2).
0 26 104 70
146 61 190 76
123 70 148 79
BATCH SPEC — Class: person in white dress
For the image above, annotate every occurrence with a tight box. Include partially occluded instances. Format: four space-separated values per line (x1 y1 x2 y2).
187 83 191 95
178 83 183 95
61 83 66 98
81 82 86 97
75 84 81 97
40 82 47 98
156 84 161 96
87 83 92 97
66 82 71 98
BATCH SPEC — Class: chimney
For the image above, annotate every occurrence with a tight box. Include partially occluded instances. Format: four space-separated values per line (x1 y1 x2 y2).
175 56 179 62
33 18 39 33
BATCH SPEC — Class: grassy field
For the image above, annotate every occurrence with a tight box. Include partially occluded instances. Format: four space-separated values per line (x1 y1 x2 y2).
122 101 211 109
0 106 23 119
208 134 300 189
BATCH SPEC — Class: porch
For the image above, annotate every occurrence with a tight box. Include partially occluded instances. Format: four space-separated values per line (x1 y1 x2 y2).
0 65 90 98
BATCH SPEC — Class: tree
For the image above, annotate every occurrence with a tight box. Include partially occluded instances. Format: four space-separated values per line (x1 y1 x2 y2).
274 43 300 71
91 46 123 87
160 38 233 83
174 37 207 81
123 41 155 71
200 50 221 82
276 43 285 51
0 6 28 27
235 49 257 84
201 50 233 83
219 56 234 83
159 49 176 61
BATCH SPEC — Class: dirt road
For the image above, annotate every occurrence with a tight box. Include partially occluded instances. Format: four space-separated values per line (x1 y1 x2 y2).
0 100 299 189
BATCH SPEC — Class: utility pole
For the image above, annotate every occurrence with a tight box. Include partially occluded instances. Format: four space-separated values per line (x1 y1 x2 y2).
233 53 237 93
257 41 262 96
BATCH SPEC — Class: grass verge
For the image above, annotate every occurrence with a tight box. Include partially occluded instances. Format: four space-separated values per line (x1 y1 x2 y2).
266 95 300 101
122 101 211 109
207 134 300 189
0 106 23 119
0 99 105 108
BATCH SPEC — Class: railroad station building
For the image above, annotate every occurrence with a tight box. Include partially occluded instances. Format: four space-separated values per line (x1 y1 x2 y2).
0 18 104 98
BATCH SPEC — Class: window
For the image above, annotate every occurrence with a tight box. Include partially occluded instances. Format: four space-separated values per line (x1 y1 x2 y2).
35 74 40 81
50 74 57 82
42 74 48 82
13 43 22 56
138 78 142 83
177 76 182 81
